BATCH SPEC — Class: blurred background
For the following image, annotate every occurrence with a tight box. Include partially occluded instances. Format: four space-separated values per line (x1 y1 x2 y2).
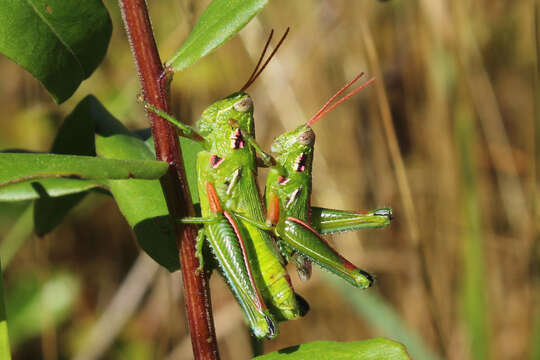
0 0 537 359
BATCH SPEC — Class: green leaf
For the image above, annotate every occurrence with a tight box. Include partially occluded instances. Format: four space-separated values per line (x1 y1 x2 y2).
49 97 98 157
253 339 411 360
96 133 203 271
146 136 202 204
0 153 167 201
0 0 112 103
0 153 168 183
0 178 106 202
34 94 99 235
166 0 268 72
34 192 87 236
92 98 201 272
114 182 178 271
6 271 79 347
96 133 180 271
0 204 34 268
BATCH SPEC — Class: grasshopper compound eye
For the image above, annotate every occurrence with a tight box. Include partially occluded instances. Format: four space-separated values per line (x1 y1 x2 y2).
233 96 253 112
297 128 315 146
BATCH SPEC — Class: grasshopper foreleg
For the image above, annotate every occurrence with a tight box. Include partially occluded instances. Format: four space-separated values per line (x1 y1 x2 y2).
138 96 204 142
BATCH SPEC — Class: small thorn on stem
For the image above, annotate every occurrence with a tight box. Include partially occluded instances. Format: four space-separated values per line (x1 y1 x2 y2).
159 65 174 89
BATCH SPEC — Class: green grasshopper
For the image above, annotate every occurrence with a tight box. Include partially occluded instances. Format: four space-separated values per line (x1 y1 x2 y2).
236 73 391 286
144 30 304 339
265 73 391 286
144 32 391 338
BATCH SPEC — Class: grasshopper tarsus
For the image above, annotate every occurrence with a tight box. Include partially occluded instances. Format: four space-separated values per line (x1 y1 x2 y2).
373 207 393 220
139 96 205 142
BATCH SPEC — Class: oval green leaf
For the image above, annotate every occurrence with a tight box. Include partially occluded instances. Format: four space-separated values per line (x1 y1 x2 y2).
0 0 112 103
166 0 268 72
96 133 180 271
254 339 411 360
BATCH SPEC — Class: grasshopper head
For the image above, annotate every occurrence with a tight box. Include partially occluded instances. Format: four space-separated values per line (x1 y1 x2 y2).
271 125 315 174
199 92 254 136
271 125 315 155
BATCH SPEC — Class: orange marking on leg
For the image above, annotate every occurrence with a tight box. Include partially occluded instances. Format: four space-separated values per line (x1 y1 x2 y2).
206 182 222 213
267 194 280 225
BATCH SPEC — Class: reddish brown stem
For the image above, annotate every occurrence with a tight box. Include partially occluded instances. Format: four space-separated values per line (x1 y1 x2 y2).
118 1 219 359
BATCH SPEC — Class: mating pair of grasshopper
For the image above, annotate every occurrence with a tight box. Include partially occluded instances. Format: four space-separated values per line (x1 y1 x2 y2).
144 31 392 339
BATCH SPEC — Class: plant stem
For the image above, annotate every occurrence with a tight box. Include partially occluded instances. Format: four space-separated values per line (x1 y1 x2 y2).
117 1 219 359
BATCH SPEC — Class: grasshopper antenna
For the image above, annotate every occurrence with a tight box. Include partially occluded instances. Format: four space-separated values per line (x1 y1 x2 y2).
240 27 290 92
241 29 274 91
307 73 375 127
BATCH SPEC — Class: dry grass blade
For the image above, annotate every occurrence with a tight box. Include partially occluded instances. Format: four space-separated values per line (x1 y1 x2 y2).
73 253 159 360
359 7 445 356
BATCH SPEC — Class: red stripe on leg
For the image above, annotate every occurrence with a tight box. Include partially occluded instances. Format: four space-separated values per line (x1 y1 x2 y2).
286 217 357 270
223 210 267 311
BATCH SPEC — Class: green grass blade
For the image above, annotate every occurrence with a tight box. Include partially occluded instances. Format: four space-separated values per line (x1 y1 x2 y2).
456 107 489 360
0 204 33 269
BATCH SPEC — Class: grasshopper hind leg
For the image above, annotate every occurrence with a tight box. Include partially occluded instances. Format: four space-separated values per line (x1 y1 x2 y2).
204 182 279 339
278 217 374 289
